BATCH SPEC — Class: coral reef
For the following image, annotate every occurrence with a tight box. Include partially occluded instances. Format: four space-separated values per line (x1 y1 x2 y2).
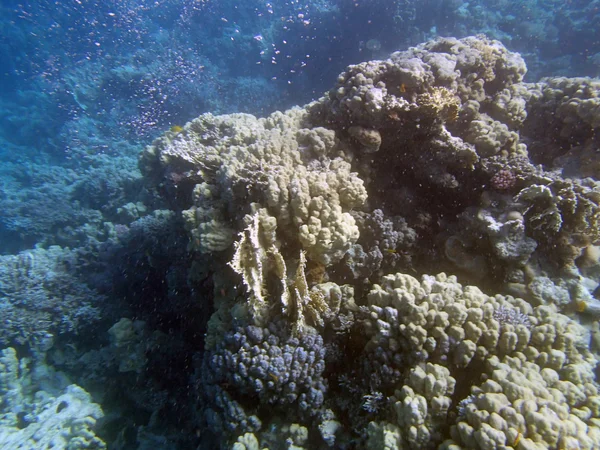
524 77 600 176
201 319 327 431
0 246 104 349
0 154 143 252
3 0 600 256
136 35 600 448
0 347 106 449
141 111 367 266
3 15 600 448
362 272 599 449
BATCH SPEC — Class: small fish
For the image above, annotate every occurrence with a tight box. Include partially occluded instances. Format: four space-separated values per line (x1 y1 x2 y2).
170 125 183 133
400 83 407 93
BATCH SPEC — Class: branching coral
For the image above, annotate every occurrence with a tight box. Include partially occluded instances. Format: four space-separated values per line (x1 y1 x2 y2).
0 246 103 349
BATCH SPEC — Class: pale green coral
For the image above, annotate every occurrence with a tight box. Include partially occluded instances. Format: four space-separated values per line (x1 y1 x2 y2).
364 272 532 367
367 422 403 450
233 422 309 450
232 432 261 450
532 77 600 135
448 353 600 449
490 83 533 127
142 108 367 266
392 363 455 448
107 318 149 373
464 114 522 157
363 273 600 450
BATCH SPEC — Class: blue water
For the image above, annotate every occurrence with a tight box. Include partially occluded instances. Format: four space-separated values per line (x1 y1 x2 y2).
1 1 600 448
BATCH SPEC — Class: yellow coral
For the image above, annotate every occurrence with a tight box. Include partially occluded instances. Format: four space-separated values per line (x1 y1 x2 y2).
417 87 460 122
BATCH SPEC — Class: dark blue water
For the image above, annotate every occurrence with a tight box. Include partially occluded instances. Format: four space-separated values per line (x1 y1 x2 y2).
1 1 600 448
